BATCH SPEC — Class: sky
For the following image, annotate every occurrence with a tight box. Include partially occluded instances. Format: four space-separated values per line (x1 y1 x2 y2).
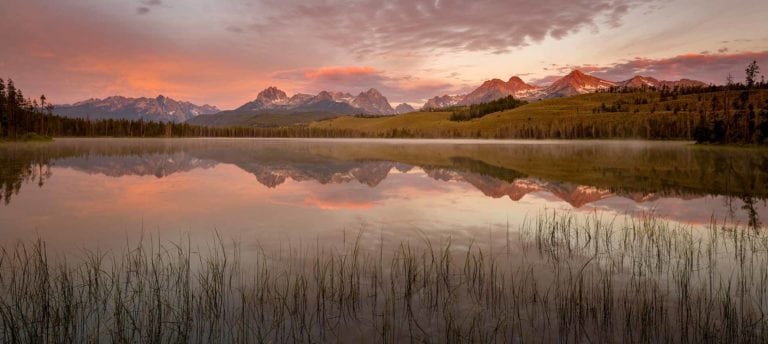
1 0 767 109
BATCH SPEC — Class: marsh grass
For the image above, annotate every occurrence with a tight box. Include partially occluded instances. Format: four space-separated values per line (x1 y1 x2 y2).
1 213 768 343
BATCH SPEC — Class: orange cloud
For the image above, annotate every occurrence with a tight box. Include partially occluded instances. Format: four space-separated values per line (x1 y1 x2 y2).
304 66 378 80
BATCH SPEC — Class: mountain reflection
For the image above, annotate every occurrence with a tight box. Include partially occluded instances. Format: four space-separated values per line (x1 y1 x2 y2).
1 139 767 227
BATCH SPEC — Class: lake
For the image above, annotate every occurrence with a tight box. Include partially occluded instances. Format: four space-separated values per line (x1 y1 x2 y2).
1 138 766 250
2 138 768 342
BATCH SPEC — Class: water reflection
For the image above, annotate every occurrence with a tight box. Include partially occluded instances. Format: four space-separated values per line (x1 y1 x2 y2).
1 139 766 245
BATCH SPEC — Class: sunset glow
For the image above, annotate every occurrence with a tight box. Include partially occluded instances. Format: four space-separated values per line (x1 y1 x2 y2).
2 0 766 108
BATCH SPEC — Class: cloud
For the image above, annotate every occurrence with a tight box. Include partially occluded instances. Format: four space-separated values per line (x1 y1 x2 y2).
304 66 378 80
136 0 161 15
248 0 655 56
225 25 244 34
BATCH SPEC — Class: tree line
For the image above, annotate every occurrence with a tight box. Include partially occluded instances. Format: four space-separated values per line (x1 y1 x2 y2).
692 61 768 144
449 95 527 121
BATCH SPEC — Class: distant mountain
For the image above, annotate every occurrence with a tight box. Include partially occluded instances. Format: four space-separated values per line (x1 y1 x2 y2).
422 95 464 110
55 95 219 123
234 87 394 115
458 76 539 105
394 103 415 114
616 75 660 88
351 89 396 115
616 76 707 89
421 72 612 110
660 79 707 88
188 86 396 127
540 70 616 98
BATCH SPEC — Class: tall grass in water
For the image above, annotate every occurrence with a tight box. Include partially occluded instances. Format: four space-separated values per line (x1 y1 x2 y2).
1 213 768 343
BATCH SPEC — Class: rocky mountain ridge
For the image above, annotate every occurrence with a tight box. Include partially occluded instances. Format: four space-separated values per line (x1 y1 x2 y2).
234 87 395 115
421 70 707 110
55 95 219 123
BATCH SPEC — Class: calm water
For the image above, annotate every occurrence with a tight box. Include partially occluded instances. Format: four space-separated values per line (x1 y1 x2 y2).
1 138 767 252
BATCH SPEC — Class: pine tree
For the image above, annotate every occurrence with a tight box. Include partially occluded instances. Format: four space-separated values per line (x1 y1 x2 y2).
5 79 16 137
0 78 5 136
746 61 760 88
758 99 768 144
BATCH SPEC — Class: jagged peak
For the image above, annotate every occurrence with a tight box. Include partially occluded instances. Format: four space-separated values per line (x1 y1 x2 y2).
256 86 288 102
480 78 507 86
361 88 383 96
567 70 587 77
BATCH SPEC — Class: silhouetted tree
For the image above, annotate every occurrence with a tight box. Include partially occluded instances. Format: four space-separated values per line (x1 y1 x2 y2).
0 78 5 136
5 79 17 137
746 61 760 88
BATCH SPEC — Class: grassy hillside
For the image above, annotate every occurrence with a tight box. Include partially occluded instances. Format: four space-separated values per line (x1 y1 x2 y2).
311 90 768 139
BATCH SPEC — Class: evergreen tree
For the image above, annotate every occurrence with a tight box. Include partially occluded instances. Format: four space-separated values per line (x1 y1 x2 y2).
5 79 16 137
746 61 760 88
758 99 768 144
0 78 5 136
693 113 711 143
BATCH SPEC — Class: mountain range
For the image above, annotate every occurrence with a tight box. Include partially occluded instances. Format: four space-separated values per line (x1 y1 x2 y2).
422 70 707 110
55 95 219 123
229 87 394 115
54 70 708 124
187 87 399 127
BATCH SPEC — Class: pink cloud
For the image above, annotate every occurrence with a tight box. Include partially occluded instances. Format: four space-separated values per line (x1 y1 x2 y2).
304 66 378 80
252 0 655 56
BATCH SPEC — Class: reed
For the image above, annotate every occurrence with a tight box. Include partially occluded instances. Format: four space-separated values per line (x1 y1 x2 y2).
1 212 767 343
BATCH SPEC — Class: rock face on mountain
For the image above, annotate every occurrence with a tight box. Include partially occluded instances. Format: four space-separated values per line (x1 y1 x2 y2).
227 87 394 116
422 95 464 110
394 103 416 114
351 89 396 115
55 95 219 123
458 76 539 106
616 75 660 88
540 70 616 98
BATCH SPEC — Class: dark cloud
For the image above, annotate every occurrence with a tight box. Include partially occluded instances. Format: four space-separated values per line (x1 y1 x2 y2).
225 25 244 34
136 0 161 15
249 0 655 56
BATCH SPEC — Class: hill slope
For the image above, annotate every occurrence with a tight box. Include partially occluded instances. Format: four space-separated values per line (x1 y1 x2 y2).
311 89 768 139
